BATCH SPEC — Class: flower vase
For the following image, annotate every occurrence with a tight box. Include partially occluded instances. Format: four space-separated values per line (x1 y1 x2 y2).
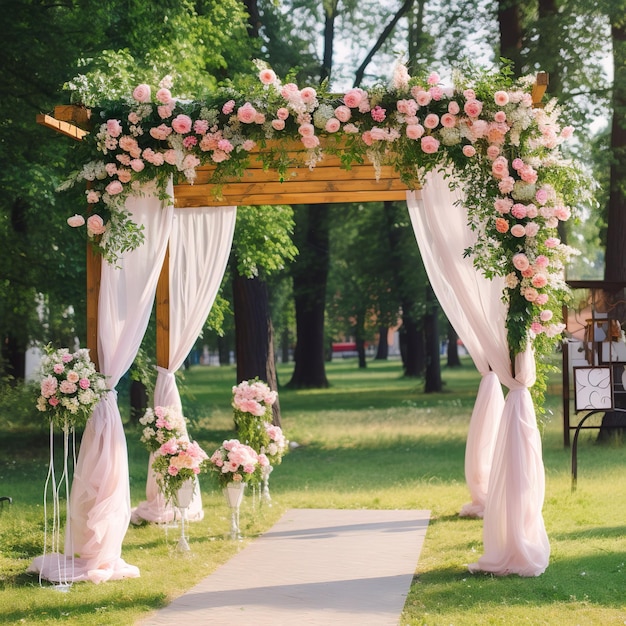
173 478 195 551
261 464 273 506
223 482 246 540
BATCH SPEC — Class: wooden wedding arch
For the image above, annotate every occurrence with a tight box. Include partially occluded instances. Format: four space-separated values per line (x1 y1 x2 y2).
37 73 548 374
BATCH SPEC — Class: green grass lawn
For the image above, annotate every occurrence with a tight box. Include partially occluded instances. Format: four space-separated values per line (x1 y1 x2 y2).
1 357 625 624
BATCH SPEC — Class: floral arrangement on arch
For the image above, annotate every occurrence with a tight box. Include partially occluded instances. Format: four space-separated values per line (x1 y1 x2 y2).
36 344 108 429
60 59 589 370
207 439 267 488
139 405 208 502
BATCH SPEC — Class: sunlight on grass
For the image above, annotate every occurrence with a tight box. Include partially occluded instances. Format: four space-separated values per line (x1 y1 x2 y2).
2 356 626 624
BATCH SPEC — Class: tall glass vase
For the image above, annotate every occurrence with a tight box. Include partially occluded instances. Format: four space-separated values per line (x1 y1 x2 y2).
173 478 195 551
261 464 273 506
223 482 246 540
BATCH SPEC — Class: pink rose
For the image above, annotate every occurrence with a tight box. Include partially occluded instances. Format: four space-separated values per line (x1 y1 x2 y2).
448 101 460 115
222 100 236 115
254 112 266 124
464 99 483 117
420 136 440 154
182 154 200 170
414 90 432 106
298 123 315 137
79 378 90 389
535 255 549 268
183 136 198 148
53 363 64 374
87 214 106 236
427 71 440 85
494 111 507 123
545 237 560 248
512 253 530 271
498 176 515 194
49 397 59 406
561 125 574 139
512 158 524 170
440 113 456 128
193 119 209 134
510 224 526 237
406 124 425 140
276 107 290 120
494 90 510 106
237 102 257 124
429 86 443 100
463 89 476 100
371 106 386 122
494 198 513 214
532 274 548 288
540 310 553 322
117 169 132 183
300 87 317 103
217 139 234 153
511 203 527 219
531 322 544 334
361 131 373 146
486 145 500 160
132 84 151 103
535 294 549 305
524 288 539 302
343 88 363 108
171 114 192 134
301 135 320 149
334 105 351 122
242 140 256 151
157 104 174 119
555 206 571 221
491 156 509 179
86 190 100 204
423 113 439 129
105 180 123 195
325 118 341 133
535 188 549 205
462 145 476 157
156 88 172 104
259 68 277 85
272 119 285 131
524 222 540 237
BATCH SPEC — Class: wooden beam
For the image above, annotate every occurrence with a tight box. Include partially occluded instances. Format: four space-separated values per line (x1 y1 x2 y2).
532 72 549 106
36 113 88 141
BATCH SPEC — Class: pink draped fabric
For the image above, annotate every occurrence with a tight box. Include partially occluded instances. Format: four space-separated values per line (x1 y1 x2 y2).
407 170 550 576
29 181 174 583
131 205 237 524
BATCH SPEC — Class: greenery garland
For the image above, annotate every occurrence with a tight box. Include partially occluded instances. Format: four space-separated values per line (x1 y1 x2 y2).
61 60 591 393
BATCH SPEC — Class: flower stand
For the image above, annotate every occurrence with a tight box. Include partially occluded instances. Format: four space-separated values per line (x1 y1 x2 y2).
223 482 246 540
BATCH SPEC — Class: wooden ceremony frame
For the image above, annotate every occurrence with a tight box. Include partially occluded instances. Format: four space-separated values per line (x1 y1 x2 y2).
37 73 547 374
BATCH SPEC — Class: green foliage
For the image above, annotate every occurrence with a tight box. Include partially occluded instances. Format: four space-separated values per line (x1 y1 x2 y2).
232 205 298 279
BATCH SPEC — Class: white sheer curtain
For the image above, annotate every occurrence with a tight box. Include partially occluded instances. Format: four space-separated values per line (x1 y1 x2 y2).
407 170 550 576
29 181 174 584
131 205 237 524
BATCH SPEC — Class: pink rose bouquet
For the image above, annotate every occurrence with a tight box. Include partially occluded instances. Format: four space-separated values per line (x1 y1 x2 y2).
139 405 187 452
36 344 107 429
207 439 266 488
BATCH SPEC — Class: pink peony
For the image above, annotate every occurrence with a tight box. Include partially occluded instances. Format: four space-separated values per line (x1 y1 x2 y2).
193 119 209 134
67 214 85 228
495 217 509 233
462 145 476 157
498 176 515 194
132 84 151 103
106 119 122 138
494 198 513 214
183 136 198 148
524 222 540 237
427 71 440 85
371 106 387 123
420 136 440 154
511 203 527 219
222 100 236 115
130 158 145 172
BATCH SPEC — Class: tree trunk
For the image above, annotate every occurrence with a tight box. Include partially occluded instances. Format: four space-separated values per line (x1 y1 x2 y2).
217 336 231 366
288 204 330 388
320 0 338 83
401 314 422 377
233 271 281 426
355 314 367 369
446 322 462 367
498 0 524 75
424 286 442 392
281 327 290 364
374 326 389 360
129 380 148 425
2 334 26 382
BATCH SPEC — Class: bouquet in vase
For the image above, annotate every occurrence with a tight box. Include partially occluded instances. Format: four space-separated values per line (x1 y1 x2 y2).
140 405 208 503
36 344 107 429
208 439 267 488
232 378 277 453
263 422 288 466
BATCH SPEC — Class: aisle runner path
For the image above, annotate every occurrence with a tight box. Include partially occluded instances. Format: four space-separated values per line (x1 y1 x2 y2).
140 508 430 626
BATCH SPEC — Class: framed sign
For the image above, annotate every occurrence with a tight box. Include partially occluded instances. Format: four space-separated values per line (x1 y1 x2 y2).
574 366 613 411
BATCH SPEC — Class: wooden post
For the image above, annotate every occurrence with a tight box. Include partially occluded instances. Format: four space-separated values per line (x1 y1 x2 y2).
155 245 170 368
86 242 101 371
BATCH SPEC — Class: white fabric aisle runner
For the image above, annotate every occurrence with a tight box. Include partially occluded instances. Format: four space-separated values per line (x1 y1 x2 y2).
140 508 430 626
